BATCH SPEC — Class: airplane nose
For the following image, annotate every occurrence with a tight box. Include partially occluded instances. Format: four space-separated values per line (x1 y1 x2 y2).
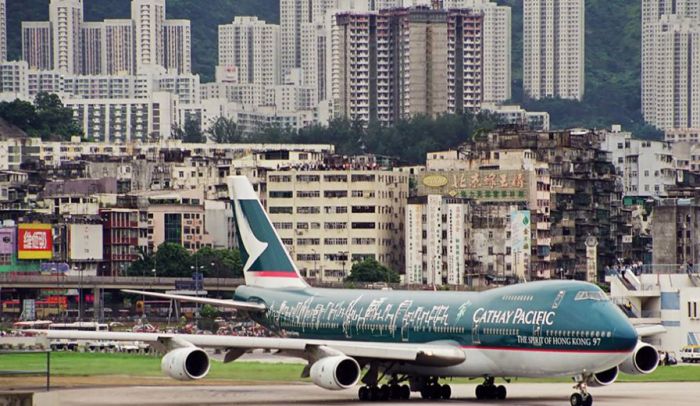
613 312 639 351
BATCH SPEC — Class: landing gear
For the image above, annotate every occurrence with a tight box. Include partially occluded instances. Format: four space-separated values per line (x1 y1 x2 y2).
475 377 507 400
419 381 451 400
570 376 594 406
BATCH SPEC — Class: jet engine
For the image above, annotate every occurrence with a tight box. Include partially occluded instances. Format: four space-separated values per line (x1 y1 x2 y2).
587 366 618 387
310 355 361 390
161 347 211 381
619 341 659 375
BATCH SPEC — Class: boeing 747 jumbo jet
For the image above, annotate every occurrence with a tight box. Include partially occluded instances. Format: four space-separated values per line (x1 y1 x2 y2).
40 176 664 406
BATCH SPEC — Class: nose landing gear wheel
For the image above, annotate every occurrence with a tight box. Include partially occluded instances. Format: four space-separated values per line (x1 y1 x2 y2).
570 391 593 405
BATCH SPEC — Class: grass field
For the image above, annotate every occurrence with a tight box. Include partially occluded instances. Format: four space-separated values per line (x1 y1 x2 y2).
1 353 699 384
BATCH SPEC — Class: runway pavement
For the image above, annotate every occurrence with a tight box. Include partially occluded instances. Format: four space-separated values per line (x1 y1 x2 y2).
32 382 700 406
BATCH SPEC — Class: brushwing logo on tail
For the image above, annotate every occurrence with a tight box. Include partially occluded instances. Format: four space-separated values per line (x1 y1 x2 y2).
234 200 269 272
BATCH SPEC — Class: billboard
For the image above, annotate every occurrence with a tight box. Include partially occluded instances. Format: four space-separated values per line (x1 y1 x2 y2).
18 224 53 260
510 210 532 280
419 170 530 202
0 227 15 255
68 224 103 261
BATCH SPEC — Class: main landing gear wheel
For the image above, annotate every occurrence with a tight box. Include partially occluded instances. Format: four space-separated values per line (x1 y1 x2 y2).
358 384 410 401
570 393 593 406
419 378 452 400
475 377 507 400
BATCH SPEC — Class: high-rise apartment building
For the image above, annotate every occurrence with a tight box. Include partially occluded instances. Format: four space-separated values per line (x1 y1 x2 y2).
22 22 53 70
82 22 104 75
104 20 135 75
523 0 585 101
642 1 700 130
300 21 328 104
646 16 700 130
281 0 338 75
132 0 165 72
50 0 84 74
333 8 483 125
642 0 700 123
1 0 6 62
443 1 511 103
218 17 280 86
163 20 191 75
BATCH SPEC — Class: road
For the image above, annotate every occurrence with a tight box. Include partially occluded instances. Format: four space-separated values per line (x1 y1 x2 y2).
32 382 699 405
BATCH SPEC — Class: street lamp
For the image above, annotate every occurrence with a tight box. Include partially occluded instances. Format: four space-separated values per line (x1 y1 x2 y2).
339 251 349 280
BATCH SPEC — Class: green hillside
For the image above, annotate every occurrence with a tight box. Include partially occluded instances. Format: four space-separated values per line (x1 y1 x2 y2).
6 0 656 137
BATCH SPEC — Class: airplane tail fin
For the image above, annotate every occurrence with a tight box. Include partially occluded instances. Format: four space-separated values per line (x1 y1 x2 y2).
227 176 307 289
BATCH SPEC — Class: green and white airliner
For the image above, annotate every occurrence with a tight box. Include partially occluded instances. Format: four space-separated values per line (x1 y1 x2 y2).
42 176 664 406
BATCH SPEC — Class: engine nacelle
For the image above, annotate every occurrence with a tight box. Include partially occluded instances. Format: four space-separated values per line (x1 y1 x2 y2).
161 347 211 381
587 366 618 387
619 341 659 375
310 355 361 390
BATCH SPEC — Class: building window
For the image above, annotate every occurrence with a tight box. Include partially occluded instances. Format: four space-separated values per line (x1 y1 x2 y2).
164 213 182 244
352 222 376 229
270 191 293 198
270 207 293 214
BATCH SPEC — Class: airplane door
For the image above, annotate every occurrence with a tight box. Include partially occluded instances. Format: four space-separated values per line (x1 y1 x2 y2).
472 322 481 345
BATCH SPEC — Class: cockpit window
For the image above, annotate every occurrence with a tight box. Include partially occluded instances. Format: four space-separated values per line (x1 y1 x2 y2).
574 291 609 301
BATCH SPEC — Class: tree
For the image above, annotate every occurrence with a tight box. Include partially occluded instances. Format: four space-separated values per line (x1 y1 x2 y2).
192 246 243 279
183 118 205 143
33 92 82 140
345 258 400 284
207 116 240 143
0 99 37 129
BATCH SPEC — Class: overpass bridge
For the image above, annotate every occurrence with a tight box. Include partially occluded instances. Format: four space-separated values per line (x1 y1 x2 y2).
0 274 245 292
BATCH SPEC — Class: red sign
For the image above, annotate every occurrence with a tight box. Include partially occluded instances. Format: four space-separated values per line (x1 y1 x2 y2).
18 224 53 260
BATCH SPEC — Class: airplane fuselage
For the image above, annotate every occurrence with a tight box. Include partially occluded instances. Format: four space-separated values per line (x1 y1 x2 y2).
235 280 638 378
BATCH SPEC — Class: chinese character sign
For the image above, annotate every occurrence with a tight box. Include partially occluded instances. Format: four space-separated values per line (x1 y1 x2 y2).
419 171 530 202
18 224 53 260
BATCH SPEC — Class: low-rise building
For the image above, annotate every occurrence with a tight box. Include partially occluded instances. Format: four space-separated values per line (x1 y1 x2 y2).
600 125 676 197
266 169 408 282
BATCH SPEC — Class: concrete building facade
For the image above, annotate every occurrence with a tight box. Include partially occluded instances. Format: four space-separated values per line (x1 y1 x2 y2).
218 17 281 86
50 0 83 74
22 22 53 71
1 0 6 63
600 125 676 198
266 170 408 282
523 0 585 100
333 7 483 125
163 20 192 75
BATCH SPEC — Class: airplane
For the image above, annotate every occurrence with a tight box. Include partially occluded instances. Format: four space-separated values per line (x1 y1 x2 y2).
38 176 664 406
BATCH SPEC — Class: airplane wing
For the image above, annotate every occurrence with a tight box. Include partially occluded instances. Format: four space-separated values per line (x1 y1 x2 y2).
35 330 465 367
122 289 266 312
635 325 666 337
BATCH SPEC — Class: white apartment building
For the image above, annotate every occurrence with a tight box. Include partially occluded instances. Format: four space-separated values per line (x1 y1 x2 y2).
300 21 327 104
641 0 700 125
0 61 28 96
163 20 191 75
1 0 6 63
132 0 165 72
218 17 281 86
644 15 700 130
523 0 585 100
22 22 53 71
405 195 470 286
65 91 178 143
599 125 676 197
104 20 135 75
666 128 700 145
280 0 337 75
481 103 550 131
266 170 407 282
50 0 83 74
